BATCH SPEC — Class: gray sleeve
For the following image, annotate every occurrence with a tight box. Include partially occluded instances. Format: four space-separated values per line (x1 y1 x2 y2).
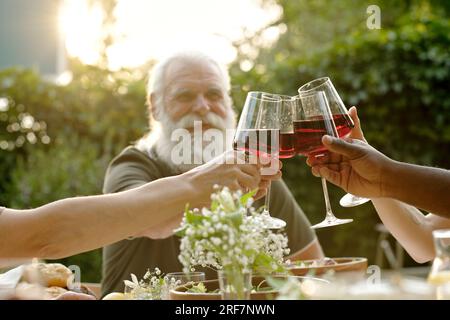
254 179 317 254
103 148 157 194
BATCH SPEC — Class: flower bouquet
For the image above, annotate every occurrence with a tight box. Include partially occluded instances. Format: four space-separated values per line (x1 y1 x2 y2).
175 187 290 299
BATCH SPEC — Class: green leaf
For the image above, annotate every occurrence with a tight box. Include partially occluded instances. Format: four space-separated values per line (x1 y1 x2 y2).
239 189 257 207
186 282 207 293
185 210 204 225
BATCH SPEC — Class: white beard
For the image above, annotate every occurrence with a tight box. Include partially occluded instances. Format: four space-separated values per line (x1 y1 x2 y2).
137 109 236 173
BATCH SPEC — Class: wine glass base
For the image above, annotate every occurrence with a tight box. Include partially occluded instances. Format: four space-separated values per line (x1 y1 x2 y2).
339 193 370 208
311 217 353 229
264 217 287 229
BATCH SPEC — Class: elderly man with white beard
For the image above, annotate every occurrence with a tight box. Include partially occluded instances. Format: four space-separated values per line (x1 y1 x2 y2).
101 51 324 296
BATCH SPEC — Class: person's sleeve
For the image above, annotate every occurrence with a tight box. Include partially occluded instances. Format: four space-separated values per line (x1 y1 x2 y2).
268 179 317 254
103 148 157 194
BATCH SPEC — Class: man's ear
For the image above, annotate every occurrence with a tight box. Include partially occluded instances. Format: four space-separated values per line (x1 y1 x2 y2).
149 93 160 121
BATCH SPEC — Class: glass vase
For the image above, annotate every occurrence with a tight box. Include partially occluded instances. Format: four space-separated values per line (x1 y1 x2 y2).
218 269 252 300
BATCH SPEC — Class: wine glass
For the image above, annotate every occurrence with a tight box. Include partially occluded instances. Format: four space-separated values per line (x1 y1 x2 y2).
165 271 205 285
233 91 286 229
296 91 353 229
298 77 370 207
277 95 297 160
428 229 450 299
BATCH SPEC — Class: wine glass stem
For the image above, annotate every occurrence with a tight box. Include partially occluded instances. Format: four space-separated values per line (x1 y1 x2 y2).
321 177 335 220
264 181 271 213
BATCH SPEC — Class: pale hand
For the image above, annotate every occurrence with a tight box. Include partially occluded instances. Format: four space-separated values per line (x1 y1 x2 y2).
135 150 281 239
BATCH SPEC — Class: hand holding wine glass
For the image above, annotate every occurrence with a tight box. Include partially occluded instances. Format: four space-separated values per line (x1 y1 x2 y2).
296 91 353 228
233 91 287 229
298 77 370 207
305 108 395 200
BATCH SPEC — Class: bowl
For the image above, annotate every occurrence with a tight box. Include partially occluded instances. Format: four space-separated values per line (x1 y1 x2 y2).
286 257 368 276
169 275 328 300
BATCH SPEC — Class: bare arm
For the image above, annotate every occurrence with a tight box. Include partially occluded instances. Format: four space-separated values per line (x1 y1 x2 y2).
0 175 195 259
306 107 450 262
307 107 450 218
383 162 450 218
0 151 277 259
371 199 450 263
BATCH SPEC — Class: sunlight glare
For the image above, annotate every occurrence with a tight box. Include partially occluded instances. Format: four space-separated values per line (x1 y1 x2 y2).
59 0 104 65
59 0 282 68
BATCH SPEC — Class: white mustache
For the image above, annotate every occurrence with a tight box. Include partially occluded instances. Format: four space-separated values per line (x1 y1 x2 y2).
173 113 228 131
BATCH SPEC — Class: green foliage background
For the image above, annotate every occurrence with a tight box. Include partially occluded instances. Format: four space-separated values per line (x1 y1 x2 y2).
1 0 448 282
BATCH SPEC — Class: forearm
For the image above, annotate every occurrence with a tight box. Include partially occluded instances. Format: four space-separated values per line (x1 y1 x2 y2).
371 198 435 263
0 175 196 259
383 161 450 218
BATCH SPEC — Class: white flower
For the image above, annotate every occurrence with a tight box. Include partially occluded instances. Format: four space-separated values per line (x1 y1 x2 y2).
177 187 290 275
218 188 236 212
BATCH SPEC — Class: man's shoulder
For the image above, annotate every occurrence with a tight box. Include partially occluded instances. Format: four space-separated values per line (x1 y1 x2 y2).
103 145 169 193
114 145 150 162
109 146 160 170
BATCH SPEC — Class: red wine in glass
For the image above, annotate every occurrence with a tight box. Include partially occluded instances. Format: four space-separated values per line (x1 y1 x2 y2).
233 128 280 158
279 132 295 159
294 113 354 156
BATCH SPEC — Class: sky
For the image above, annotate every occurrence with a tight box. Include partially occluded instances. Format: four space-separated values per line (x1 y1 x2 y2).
59 0 283 69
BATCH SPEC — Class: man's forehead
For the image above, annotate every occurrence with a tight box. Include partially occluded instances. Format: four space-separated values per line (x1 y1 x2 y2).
164 59 224 89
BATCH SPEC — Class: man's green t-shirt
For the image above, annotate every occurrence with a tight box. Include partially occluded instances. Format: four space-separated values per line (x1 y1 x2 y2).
101 146 316 295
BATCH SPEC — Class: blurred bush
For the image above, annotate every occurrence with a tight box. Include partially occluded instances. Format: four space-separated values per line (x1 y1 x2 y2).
0 62 149 281
0 0 448 281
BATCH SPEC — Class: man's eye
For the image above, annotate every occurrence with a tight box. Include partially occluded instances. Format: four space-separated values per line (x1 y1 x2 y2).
207 92 222 100
176 93 195 102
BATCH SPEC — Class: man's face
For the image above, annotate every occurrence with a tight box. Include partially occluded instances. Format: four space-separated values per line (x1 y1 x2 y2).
162 59 230 131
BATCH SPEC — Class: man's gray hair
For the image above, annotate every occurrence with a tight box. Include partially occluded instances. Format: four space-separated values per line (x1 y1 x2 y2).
146 51 231 126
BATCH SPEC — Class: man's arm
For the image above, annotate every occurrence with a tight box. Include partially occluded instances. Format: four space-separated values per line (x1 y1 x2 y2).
313 136 450 218
307 106 450 262
0 176 196 259
383 161 450 218
0 150 268 259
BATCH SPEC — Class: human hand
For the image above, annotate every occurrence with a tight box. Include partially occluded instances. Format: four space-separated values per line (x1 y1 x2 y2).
137 150 282 239
306 107 393 198
184 150 281 206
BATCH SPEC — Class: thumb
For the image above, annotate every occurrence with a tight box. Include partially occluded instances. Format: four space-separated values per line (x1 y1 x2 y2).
348 106 366 142
322 135 365 159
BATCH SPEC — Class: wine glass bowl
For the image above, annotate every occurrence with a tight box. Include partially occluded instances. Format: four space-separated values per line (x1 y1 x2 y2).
296 91 353 229
278 94 297 159
234 91 286 229
298 77 370 208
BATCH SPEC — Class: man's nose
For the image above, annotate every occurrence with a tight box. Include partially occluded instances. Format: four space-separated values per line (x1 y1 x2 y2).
192 95 210 116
